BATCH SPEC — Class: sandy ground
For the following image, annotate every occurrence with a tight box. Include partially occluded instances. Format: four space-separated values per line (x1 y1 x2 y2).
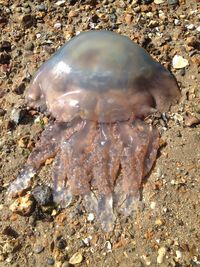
0 0 200 266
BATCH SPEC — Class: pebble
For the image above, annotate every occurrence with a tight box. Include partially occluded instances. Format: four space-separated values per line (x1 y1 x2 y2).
32 185 53 206
55 0 66 5
186 36 198 47
69 252 83 265
175 250 182 259
0 40 11 52
62 262 70 267
9 194 35 216
10 108 24 124
184 114 200 127
56 239 67 250
0 108 6 116
21 14 36 28
14 82 26 95
157 246 167 264
150 201 156 209
141 0 153 3
24 42 34 51
154 0 165 3
142 255 151 265
167 0 178 4
174 19 180 26
172 55 189 69
87 213 95 222
36 3 47 11
68 10 79 18
54 22 62 29
47 258 55 265
197 26 200 32
186 24 195 30
33 245 44 254
125 13 133 25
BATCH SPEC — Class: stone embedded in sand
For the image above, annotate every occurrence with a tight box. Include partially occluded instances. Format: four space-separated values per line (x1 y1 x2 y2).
172 55 189 69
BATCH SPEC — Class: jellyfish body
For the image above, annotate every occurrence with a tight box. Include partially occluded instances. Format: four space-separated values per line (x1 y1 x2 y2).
8 31 180 231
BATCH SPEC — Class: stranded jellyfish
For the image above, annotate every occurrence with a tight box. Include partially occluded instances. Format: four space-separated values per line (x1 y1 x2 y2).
8 31 180 231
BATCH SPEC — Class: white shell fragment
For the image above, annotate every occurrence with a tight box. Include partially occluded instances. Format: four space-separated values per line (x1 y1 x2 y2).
172 55 189 69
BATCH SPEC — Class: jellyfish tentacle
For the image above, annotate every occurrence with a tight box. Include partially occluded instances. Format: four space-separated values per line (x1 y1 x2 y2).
91 124 119 231
52 147 73 207
64 120 96 196
27 122 68 168
118 120 150 215
7 122 65 198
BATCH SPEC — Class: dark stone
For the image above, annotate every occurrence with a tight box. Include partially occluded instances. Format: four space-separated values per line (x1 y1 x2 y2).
56 239 67 250
14 82 26 95
140 0 153 4
0 108 6 116
21 14 36 28
0 53 11 64
0 41 11 52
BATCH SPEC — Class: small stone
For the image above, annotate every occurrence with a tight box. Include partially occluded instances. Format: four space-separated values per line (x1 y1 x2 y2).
174 19 180 25
125 13 133 25
54 22 62 29
87 213 95 222
62 262 70 267
68 10 78 18
179 68 185 76
56 239 67 250
9 194 35 216
186 24 195 30
186 36 198 47
175 250 182 259
21 14 36 28
155 219 163 225
157 247 167 264
197 26 200 32
32 185 53 206
158 10 166 20
150 201 156 209
33 245 44 254
172 55 189 69
10 108 24 124
36 3 47 11
184 114 200 127
154 0 165 3
148 20 159 28
167 0 178 4
24 42 34 51
0 53 11 64
142 255 151 266
14 82 26 95
0 108 6 116
0 41 11 52
141 0 153 3
105 241 112 251
47 257 55 265
55 0 66 5
69 252 83 265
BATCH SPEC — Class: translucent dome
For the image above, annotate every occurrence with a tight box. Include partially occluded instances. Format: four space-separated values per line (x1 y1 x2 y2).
27 30 180 123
